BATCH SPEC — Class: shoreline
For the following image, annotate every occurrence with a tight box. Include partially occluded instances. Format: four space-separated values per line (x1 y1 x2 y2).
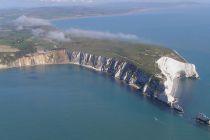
0 60 143 91
49 8 153 21
49 7 172 22
0 49 199 115
49 4 197 22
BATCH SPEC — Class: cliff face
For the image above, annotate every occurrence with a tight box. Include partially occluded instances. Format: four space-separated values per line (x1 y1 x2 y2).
10 49 69 67
68 51 165 96
2 49 198 106
156 57 199 104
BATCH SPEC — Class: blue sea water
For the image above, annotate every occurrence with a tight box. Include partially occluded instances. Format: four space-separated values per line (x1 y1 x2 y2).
0 5 210 140
53 5 210 118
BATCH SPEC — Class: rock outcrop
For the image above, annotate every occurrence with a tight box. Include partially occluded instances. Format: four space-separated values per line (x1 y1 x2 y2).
156 57 199 104
1 49 199 106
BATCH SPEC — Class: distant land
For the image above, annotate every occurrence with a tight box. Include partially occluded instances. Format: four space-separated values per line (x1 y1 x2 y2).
0 1 201 22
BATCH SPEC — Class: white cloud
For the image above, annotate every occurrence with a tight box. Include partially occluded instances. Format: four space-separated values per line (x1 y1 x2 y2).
47 31 71 42
14 15 51 29
14 16 138 42
32 28 46 36
67 28 139 40
32 28 138 42
32 28 71 42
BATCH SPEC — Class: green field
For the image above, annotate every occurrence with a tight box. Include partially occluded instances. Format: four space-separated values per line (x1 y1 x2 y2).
61 37 184 74
0 24 184 75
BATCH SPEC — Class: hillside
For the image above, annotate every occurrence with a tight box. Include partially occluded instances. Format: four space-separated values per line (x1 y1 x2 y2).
0 26 184 75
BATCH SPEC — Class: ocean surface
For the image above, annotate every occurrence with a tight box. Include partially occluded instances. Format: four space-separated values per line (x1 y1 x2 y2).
0 5 210 139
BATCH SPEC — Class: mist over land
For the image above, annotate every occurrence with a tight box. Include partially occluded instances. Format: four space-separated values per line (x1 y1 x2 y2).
12 15 139 42
0 13 182 76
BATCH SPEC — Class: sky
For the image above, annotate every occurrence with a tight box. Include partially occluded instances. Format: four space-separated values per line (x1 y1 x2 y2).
0 0 209 9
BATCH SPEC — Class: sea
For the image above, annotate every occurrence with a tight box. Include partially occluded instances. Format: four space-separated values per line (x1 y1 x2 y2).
0 5 210 139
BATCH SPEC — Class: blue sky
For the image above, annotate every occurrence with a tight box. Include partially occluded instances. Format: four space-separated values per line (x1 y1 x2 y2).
0 0 209 9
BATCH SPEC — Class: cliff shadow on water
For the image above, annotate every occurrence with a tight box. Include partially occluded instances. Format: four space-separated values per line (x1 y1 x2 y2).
70 63 186 116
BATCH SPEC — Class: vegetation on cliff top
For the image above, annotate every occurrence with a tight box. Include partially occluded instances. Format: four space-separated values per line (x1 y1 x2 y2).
0 22 184 75
61 37 184 74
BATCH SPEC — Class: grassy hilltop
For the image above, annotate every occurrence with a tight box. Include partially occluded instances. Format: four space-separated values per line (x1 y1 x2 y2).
0 16 184 75
0 30 183 75
62 37 183 74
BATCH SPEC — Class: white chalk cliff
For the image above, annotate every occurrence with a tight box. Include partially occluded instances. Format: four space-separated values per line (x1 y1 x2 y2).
0 50 199 106
156 57 199 105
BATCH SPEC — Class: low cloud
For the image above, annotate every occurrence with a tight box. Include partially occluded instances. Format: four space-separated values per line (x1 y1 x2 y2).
32 28 45 36
32 28 71 42
33 28 138 42
47 31 71 42
14 15 51 30
67 28 139 40
14 16 139 42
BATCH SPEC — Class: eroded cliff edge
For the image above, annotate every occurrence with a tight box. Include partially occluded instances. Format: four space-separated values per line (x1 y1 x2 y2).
0 49 199 106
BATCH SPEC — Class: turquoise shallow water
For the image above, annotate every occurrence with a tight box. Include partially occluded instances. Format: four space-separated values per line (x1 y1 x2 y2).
0 5 210 140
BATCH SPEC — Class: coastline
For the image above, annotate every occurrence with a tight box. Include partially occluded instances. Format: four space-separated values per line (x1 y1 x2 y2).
0 49 199 107
49 8 153 21
49 4 198 22
49 6 174 22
